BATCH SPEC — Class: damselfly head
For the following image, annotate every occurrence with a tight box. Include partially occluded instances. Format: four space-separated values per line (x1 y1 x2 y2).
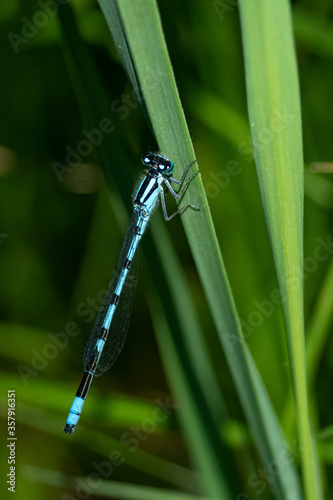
141 152 174 176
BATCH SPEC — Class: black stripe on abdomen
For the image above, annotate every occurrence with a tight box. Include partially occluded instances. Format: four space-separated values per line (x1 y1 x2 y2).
111 293 119 306
124 258 132 270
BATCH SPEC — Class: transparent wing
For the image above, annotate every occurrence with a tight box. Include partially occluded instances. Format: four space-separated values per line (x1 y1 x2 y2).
83 213 140 376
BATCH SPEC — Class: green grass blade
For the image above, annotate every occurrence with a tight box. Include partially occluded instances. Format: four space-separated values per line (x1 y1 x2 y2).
99 1 303 498
283 256 333 449
23 466 211 500
239 1 323 498
144 220 233 499
149 216 227 422
57 2 135 217
306 257 333 385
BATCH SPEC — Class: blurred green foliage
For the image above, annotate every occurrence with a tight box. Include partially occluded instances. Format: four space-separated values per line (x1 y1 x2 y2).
0 0 332 499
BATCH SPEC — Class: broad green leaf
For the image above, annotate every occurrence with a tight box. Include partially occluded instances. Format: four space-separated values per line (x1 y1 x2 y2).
239 1 323 498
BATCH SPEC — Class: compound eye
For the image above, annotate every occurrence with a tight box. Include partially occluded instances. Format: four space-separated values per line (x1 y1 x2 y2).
141 152 154 167
165 160 174 173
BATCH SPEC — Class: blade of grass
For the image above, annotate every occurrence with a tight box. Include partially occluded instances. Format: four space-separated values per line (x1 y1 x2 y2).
239 1 323 499
149 215 228 423
284 256 333 437
306 256 333 384
57 1 137 216
99 1 303 498
143 218 235 499
283 255 333 480
23 466 211 500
